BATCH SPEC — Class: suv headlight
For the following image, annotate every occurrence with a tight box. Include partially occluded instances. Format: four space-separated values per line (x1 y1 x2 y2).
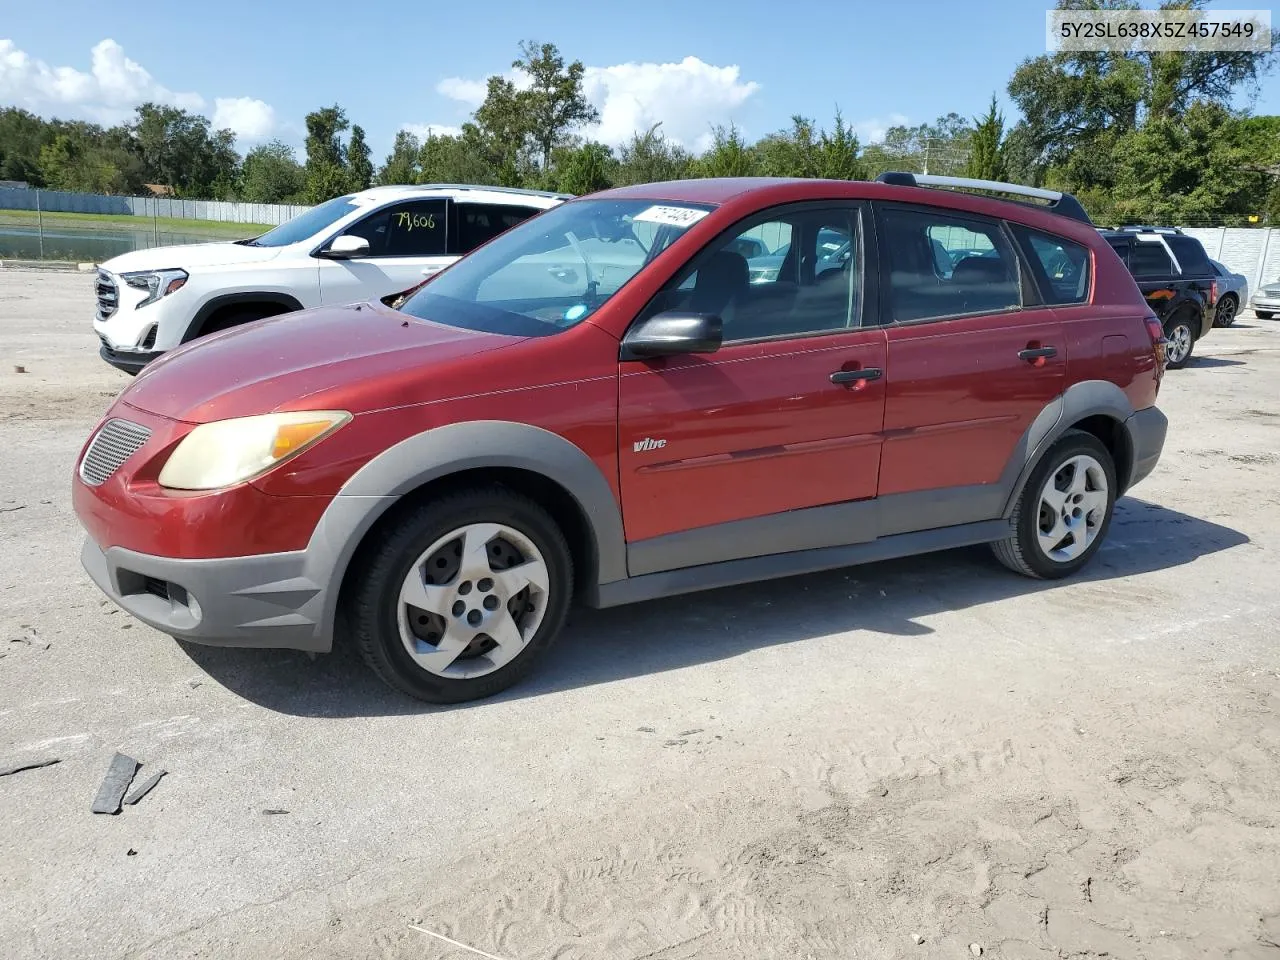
157 411 351 490
122 268 188 308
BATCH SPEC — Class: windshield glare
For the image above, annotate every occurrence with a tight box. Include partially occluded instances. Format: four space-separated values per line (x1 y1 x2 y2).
398 198 715 336
250 195 360 247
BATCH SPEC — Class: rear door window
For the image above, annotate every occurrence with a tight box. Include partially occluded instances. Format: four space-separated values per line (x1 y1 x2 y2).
1130 241 1175 278
453 203 542 255
878 205 1021 323
1167 236 1213 277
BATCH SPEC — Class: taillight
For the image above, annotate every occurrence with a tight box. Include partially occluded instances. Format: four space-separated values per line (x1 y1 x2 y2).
1144 315 1167 371
1210 279 1218 304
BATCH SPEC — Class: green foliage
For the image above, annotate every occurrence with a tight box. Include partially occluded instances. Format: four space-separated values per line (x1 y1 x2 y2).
965 95 1007 181
303 104 351 203
419 130 501 185
131 103 238 197
615 124 694 185
347 125 373 191
695 124 759 178
239 140 305 203
861 114 974 178
377 130 422 185
513 41 600 171
0 108 57 185
551 141 616 194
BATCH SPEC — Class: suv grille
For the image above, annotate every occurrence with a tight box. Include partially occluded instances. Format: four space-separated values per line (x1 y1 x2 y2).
95 270 118 319
79 419 151 486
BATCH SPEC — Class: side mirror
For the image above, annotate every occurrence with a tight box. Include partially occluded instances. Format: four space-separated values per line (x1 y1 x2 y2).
318 235 370 260
620 311 722 361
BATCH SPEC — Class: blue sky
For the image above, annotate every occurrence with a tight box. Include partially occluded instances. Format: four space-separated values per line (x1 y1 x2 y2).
2 0 1277 162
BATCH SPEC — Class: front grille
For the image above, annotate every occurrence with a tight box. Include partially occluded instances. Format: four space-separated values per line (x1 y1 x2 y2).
79 419 152 486
95 269 118 320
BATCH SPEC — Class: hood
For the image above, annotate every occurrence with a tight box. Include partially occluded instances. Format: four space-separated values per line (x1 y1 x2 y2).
102 239 283 274
1260 282 1280 296
120 301 525 423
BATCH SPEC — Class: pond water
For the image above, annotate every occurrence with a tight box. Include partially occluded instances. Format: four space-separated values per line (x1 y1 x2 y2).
0 225 242 263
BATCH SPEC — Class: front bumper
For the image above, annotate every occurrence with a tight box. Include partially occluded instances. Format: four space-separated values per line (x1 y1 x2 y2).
1124 405 1168 491
98 339 161 375
82 539 328 651
1249 296 1280 313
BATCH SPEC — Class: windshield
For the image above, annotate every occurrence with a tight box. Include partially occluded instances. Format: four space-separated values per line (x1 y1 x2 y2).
398 198 715 336
247 195 361 247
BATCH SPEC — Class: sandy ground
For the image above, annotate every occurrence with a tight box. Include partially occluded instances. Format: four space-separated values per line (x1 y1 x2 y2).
1 268 1278 960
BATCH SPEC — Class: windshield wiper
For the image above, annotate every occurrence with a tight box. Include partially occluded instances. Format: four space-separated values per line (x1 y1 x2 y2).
234 237 263 246
564 231 599 303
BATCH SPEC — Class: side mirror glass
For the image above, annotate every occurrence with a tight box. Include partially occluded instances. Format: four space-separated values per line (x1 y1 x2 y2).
620 310 723 361
319 235 370 260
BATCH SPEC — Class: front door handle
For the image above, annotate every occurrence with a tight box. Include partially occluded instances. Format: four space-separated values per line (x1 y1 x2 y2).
1018 346 1057 365
830 368 883 385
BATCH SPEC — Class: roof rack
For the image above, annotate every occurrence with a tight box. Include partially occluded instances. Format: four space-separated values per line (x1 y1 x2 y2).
416 183 575 200
1116 224 1183 235
874 172 1092 225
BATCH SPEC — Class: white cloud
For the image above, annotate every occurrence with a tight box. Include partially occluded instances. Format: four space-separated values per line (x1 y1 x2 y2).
436 76 491 107
854 113 911 144
403 123 464 140
0 38 275 144
212 97 276 141
436 56 761 149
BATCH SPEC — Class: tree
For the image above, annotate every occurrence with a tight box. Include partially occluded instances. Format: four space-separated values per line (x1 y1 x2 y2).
965 94 1007 181
552 141 615 194
756 116 822 178
377 130 422 185
418 131 500 185
38 129 135 194
303 104 350 203
347 125 373 191
615 123 694 185
514 41 600 171
473 77 535 186
0 108 56 185
861 114 973 177
815 110 865 181
130 103 237 196
239 140 305 203
696 124 759 178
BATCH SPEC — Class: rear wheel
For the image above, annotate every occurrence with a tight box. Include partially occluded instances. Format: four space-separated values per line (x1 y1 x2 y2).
348 488 572 703
1163 312 1197 369
993 431 1117 580
1214 294 1238 328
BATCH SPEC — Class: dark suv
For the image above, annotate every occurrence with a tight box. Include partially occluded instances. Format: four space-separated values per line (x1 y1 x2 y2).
1099 227 1217 369
74 173 1169 703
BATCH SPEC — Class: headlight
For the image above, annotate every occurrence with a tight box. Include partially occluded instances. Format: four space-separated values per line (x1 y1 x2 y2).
122 268 188 308
157 411 351 490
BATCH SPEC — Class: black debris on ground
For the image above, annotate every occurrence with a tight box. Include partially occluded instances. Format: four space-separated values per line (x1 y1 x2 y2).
0 757 60 778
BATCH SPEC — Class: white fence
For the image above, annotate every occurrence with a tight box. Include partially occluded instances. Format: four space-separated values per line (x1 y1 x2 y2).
1178 228 1280 291
0 186 310 225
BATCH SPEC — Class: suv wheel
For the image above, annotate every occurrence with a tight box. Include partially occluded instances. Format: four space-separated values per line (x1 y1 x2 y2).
1164 312 1196 369
993 431 1117 580
1214 295 1238 328
1256 311 1275 320
349 488 572 703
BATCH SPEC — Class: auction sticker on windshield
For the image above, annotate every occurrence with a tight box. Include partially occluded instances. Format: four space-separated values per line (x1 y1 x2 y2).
633 205 710 227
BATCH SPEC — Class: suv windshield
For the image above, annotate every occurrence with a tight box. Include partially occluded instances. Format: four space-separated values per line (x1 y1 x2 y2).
247 195 361 247
399 198 715 336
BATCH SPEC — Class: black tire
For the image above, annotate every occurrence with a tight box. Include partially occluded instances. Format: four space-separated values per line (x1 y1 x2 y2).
1214 294 1238 328
1256 310 1275 320
348 487 573 704
1163 311 1197 369
992 430 1118 580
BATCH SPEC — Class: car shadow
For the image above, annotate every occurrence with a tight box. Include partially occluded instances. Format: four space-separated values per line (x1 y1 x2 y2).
179 498 1249 718
1188 356 1247 368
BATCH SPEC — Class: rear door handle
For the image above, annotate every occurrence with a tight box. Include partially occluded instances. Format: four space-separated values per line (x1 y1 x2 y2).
1018 346 1057 363
830 368 882 384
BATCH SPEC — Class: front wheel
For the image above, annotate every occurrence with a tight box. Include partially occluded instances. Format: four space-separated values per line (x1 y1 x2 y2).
1163 313 1197 369
993 431 1117 580
348 488 573 703
1256 310 1275 320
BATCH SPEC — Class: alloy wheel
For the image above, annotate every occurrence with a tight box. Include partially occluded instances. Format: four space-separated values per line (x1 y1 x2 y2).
1036 454 1110 562
1166 323 1192 365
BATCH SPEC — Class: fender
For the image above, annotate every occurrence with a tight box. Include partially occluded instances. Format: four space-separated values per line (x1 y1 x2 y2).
1000 380 1136 518
305 420 628 639
183 291 305 342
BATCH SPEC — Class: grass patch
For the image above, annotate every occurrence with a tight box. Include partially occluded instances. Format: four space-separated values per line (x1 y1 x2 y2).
0 209 273 235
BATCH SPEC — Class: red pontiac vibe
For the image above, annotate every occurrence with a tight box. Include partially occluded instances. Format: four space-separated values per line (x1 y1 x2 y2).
73 174 1168 703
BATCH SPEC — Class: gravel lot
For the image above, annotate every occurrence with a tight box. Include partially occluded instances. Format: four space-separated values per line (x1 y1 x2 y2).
2 267 1279 960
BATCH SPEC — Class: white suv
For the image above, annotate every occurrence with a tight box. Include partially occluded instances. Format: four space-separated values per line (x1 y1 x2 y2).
92 184 569 374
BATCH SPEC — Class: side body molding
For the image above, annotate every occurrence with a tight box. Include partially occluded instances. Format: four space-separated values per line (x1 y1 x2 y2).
308 420 627 638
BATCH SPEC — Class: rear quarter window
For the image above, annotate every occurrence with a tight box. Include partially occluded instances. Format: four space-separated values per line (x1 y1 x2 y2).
1167 237 1213 277
1014 227 1091 305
